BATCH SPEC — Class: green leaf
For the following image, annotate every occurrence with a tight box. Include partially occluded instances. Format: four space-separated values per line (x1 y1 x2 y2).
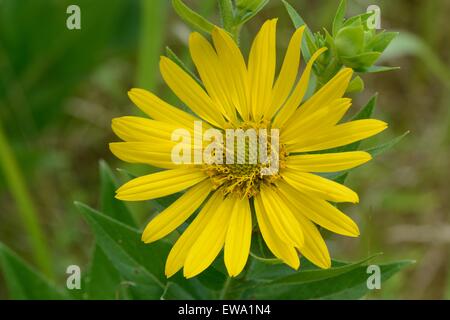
323 261 413 299
172 0 215 34
365 131 410 157
75 202 168 298
235 0 269 26
332 172 349 184
116 167 138 179
161 282 195 300
241 257 413 299
137 0 170 89
332 0 347 37
0 242 68 300
75 202 208 299
335 25 365 58
346 75 364 93
352 94 377 121
367 31 398 53
218 0 235 32
358 65 400 73
100 160 136 228
85 245 123 300
260 255 379 285
342 12 373 29
342 52 381 69
282 0 314 62
166 46 203 87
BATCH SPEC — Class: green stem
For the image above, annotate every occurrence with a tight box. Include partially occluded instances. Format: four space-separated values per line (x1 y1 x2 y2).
219 276 232 300
316 58 343 90
218 0 241 44
0 120 53 278
137 0 170 89
218 0 234 31
249 252 282 264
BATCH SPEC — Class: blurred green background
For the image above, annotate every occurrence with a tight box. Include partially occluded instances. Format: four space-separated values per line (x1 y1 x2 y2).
0 0 449 299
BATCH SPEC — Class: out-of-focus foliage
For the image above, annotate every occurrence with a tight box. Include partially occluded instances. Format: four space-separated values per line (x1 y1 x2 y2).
0 0 449 299
0 162 413 300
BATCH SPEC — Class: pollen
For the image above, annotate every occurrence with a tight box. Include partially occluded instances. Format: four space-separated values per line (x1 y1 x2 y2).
203 121 287 198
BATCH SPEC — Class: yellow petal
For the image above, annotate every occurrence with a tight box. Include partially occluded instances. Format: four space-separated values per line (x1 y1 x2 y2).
112 116 189 142
279 189 331 268
291 210 331 268
287 119 388 152
128 88 199 129
212 27 249 120
248 19 277 120
315 98 352 127
110 142 184 169
224 196 252 277
165 192 223 277
297 216 331 269
286 67 353 125
282 168 359 203
278 180 360 237
286 151 372 172
260 185 304 248
266 26 305 120
160 56 226 128
142 180 212 243
281 105 332 144
189 32 238 124
116 168 206 201
183 195 233 278
281 98 352 142
273 47 327 128
254 194 300 269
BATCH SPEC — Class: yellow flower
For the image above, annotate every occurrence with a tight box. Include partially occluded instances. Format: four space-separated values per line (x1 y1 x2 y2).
110 19 387 279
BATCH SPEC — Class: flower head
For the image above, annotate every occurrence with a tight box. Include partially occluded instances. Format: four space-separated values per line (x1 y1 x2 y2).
110 19 387 278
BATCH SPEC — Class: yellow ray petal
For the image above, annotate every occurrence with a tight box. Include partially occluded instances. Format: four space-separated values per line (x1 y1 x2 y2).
281 98 352 142
128 88 200 129
142 180 213 243
160 56 226 128
254 194 300 269
278 180 360 237
279 189 331 268
110 142 185 169
287 119 388 152
314 98 352 127
282 168 359 203
265 26 305 120
286 67 353 125
248 19 277 120
281 104 332 144
260 185 304 248
286 151 372 172
272 47 327 127
165 192 223 277
224 196 252 277
112 116 190 142
290 208 331 268
212 27 249 120
116 168 207 201
183 195 234 278
297 216 331 269
189 32 238 124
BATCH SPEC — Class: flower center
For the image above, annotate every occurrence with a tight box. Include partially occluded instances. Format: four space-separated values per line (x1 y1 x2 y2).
203 121 287 198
